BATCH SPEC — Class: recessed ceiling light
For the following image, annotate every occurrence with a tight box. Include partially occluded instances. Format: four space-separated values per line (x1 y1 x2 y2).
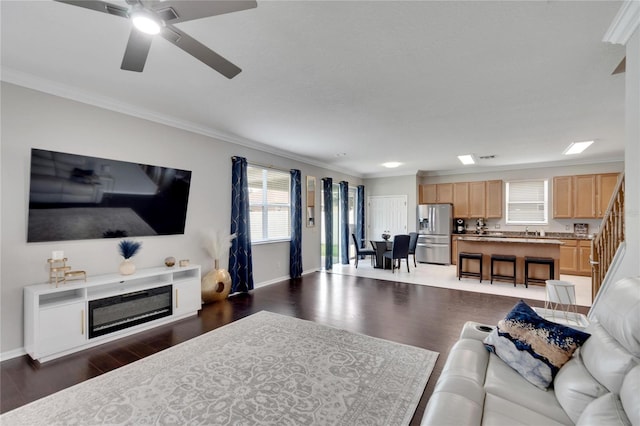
382 162 401 168
457 154 475 165
563 140 594 155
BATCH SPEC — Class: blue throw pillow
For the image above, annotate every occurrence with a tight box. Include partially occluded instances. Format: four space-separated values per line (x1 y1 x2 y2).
484 300 591 389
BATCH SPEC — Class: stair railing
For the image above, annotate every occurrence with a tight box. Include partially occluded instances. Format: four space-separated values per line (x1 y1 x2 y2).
591 173 625 298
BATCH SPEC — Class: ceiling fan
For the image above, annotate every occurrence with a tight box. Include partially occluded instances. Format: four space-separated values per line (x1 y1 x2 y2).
55 0 257 78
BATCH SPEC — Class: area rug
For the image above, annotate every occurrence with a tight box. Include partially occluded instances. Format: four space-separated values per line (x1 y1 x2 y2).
1 311 438 425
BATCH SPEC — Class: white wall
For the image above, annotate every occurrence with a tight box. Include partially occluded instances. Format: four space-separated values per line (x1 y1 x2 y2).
0 83 361 355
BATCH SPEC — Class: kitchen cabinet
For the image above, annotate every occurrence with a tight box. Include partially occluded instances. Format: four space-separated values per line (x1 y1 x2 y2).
596 173 619 217
451 236 459 265
559 239 591 276
469 181 486 218
553 173 620 219
553 176 573 218
574 174 597 218
453 182 470 218
559 239 578 274
485 180 503 218
578 240 592 276
419 183 453 204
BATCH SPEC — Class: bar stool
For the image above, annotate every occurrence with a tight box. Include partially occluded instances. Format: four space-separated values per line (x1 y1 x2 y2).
459 252 483 282
490 254 517 286
524 256 554 288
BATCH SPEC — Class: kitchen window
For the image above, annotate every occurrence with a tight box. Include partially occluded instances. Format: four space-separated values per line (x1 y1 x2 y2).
248 165 290 242
505 179 548 224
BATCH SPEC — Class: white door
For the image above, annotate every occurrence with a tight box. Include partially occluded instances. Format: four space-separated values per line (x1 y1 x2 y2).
367 195 408 242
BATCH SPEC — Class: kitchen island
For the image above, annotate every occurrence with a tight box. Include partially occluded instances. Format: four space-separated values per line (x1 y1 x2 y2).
456 236 562 285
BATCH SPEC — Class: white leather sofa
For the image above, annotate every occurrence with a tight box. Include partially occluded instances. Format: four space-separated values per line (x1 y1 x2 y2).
421 276 640 425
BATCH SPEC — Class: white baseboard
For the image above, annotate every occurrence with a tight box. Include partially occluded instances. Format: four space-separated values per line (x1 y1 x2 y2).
254 268 320 288
1 347 26 362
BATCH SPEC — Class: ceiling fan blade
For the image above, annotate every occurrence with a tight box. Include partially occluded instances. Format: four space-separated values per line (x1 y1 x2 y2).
54 0 129 18
161 25 241 78
612 57 626 75
121 28 153 72
152 1 257 24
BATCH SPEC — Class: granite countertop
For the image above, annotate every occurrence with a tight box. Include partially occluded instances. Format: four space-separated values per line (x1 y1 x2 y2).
453 232 593 240
456 236 563 244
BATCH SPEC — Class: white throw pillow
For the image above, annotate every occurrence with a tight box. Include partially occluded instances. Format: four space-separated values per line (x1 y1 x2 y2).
554 353 608 423
576 393 631 426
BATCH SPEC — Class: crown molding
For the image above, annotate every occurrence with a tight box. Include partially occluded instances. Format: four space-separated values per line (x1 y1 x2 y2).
603 0 640 45
0 68 363 179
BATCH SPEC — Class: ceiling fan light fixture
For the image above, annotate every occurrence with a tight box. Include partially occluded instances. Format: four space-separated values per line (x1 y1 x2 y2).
131 10 162 35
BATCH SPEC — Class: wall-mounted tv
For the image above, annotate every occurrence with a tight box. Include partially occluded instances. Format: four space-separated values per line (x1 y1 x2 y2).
27 149 192 242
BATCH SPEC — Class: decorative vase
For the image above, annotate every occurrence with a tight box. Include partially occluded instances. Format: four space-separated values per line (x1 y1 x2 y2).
119 259 136 275
201 259 232 303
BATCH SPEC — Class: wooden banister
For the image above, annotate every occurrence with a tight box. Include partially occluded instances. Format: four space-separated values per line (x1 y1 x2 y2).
591 174 625 298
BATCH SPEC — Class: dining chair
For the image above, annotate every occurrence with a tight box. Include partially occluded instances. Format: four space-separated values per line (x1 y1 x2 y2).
384 234 411 273
351 233 376 268
408 232 418 267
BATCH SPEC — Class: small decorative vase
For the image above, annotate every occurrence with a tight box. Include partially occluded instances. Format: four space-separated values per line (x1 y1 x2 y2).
201 259 232 303
382 233 391 241
119 259 136 275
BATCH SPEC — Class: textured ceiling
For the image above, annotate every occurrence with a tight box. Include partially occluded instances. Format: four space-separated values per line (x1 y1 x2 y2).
1 0 626 177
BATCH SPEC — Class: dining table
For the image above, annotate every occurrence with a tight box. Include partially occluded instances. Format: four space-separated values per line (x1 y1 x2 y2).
371 240 393 269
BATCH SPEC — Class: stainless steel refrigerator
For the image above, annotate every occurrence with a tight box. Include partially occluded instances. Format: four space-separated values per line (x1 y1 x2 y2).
416 204 452 264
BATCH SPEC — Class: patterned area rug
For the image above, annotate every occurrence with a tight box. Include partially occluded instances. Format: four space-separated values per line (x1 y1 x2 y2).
1 311 438 425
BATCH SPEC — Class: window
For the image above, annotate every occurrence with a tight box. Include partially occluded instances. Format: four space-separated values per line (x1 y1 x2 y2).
247 165 290 242
505 179 548 224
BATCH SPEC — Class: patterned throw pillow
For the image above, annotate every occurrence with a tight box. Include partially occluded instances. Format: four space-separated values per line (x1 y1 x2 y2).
484 300 591 389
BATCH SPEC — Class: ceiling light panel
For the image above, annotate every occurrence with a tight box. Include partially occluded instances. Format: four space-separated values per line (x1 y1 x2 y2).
457 155 475 165
563 141 594 155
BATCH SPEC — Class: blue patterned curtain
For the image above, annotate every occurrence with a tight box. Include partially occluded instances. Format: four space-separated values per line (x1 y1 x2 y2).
356 185 365 253
229 156 254 293
339 181 349 264
322 177 333 270
290 170 303 278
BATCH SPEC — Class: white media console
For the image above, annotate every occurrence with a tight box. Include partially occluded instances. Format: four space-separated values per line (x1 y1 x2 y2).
24 264 201 362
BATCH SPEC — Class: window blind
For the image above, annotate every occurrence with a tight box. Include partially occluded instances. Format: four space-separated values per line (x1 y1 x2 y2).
506 180 548 224
248 166 291 242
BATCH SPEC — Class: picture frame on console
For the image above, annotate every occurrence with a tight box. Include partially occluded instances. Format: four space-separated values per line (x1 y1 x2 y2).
27 148 192 242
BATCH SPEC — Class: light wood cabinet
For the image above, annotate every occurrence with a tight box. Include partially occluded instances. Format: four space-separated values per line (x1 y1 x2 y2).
559 239 578 274
485 180 503 218
559 239 592 276
421 180 503 218
553 176 573 218
469 181 486 218
419 183 454 204
596 173 619 217
453 182 470 218
578 240 592 275
554 173 620 219
451 236 459 265
574 174 597 218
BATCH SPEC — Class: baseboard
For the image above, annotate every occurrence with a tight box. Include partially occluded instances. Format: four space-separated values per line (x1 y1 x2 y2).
1 347 26 362
254 268 320 288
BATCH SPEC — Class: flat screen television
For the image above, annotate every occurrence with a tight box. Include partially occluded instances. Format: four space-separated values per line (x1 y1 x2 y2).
27 149 192 242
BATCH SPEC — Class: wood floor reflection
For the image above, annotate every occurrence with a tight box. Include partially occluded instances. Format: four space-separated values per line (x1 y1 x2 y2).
1 271 589 424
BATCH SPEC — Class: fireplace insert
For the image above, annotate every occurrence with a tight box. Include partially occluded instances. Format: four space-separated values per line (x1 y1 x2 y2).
88 285 172 339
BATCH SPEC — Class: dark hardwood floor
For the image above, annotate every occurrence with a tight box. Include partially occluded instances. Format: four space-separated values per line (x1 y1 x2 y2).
1 272 589 424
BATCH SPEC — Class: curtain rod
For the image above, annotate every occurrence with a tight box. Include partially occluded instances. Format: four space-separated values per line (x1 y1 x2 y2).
231 156 291 173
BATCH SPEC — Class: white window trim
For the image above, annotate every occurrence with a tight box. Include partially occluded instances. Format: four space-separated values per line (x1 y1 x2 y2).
505 179 549 225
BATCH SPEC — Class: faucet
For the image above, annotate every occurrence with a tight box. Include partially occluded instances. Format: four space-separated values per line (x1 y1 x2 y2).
525 226 529 236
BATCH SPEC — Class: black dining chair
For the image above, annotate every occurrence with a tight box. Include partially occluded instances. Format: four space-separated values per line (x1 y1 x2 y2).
351 233 376 268
408 232 418 267
384 234 411 273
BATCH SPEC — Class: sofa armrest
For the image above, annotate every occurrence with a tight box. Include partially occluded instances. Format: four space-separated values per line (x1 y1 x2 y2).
459 321 495 341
